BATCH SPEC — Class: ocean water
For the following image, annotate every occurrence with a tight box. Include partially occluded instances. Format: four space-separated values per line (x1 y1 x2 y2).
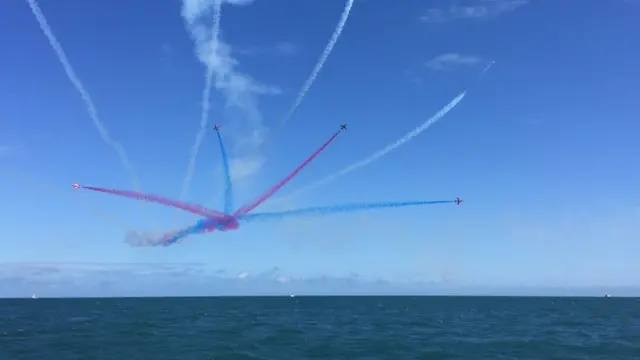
1 296 639 359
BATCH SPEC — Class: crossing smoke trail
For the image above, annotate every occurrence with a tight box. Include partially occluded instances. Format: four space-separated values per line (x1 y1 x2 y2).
107 128 345 247
25 0 140 192
79 186 226 220
82 128 341 247
275 0 355 130
162 216 237 246
238 200 455 223
81 128 343 246
233 129 344 216
179 0 223 202
276 91 467 201
216 129 233 213
123 131 348 246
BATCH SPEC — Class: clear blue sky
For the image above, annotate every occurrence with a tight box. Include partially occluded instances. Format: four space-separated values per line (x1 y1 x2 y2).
1 0 638 297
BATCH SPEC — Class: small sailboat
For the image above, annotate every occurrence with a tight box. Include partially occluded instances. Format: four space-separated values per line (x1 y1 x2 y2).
31 294 37 299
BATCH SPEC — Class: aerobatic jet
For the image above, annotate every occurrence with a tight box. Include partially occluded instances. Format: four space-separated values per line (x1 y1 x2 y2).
340 124 347 130
72 183 79 189
214 124 220 131
455 197 463 205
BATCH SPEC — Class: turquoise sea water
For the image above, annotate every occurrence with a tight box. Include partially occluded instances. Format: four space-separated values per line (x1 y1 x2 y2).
1 296 639 359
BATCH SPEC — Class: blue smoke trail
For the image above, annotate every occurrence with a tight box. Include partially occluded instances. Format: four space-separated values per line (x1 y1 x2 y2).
163 219 210 246
237 200 454 223
159 200 454 246
216 130 233 213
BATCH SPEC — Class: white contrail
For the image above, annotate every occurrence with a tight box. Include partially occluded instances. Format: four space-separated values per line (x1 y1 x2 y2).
180 0 223 201
25 0 140 192
481 60 495 75
277 0 355 128
278 91 467 200
276 61 496 201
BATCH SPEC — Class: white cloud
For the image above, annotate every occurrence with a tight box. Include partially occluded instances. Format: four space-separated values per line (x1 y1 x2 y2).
236 42 299 57
2 262 638 297
273 42 297 56
182 0 255 24
402 69 425 85
182 0 280 180
229 156 265 182
425 53 481 71
421 0 529 23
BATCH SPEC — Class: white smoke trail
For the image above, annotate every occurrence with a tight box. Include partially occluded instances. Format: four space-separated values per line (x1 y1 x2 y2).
179 0 222 201
25 0 140 192
482 60 496 75
276 61 496 201
277 0 355 128
278 91 467 200
124 230 164 247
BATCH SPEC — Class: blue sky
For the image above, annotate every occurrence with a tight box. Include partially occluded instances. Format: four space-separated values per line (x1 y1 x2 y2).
1 0 638 297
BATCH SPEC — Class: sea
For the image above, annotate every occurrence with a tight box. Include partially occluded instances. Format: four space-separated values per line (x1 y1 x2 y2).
1 296 639 359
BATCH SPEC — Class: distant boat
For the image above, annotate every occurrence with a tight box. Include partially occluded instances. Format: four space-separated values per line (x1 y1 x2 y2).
289 294 295 298
31 294 37 299
604 294 611 298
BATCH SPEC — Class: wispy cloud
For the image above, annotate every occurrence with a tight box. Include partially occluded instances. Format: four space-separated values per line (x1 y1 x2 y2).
420 0 529 23
0 262 404 297
236 42 299 57
180 0 281 193
229 156 265 182
402 69 425 85
274 42 298 56
425 53 481 71
2 262 638 297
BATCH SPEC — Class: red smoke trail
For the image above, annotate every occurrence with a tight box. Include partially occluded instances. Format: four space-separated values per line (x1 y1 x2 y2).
80 186 225 220
233 129 343 217
78 127 343 246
